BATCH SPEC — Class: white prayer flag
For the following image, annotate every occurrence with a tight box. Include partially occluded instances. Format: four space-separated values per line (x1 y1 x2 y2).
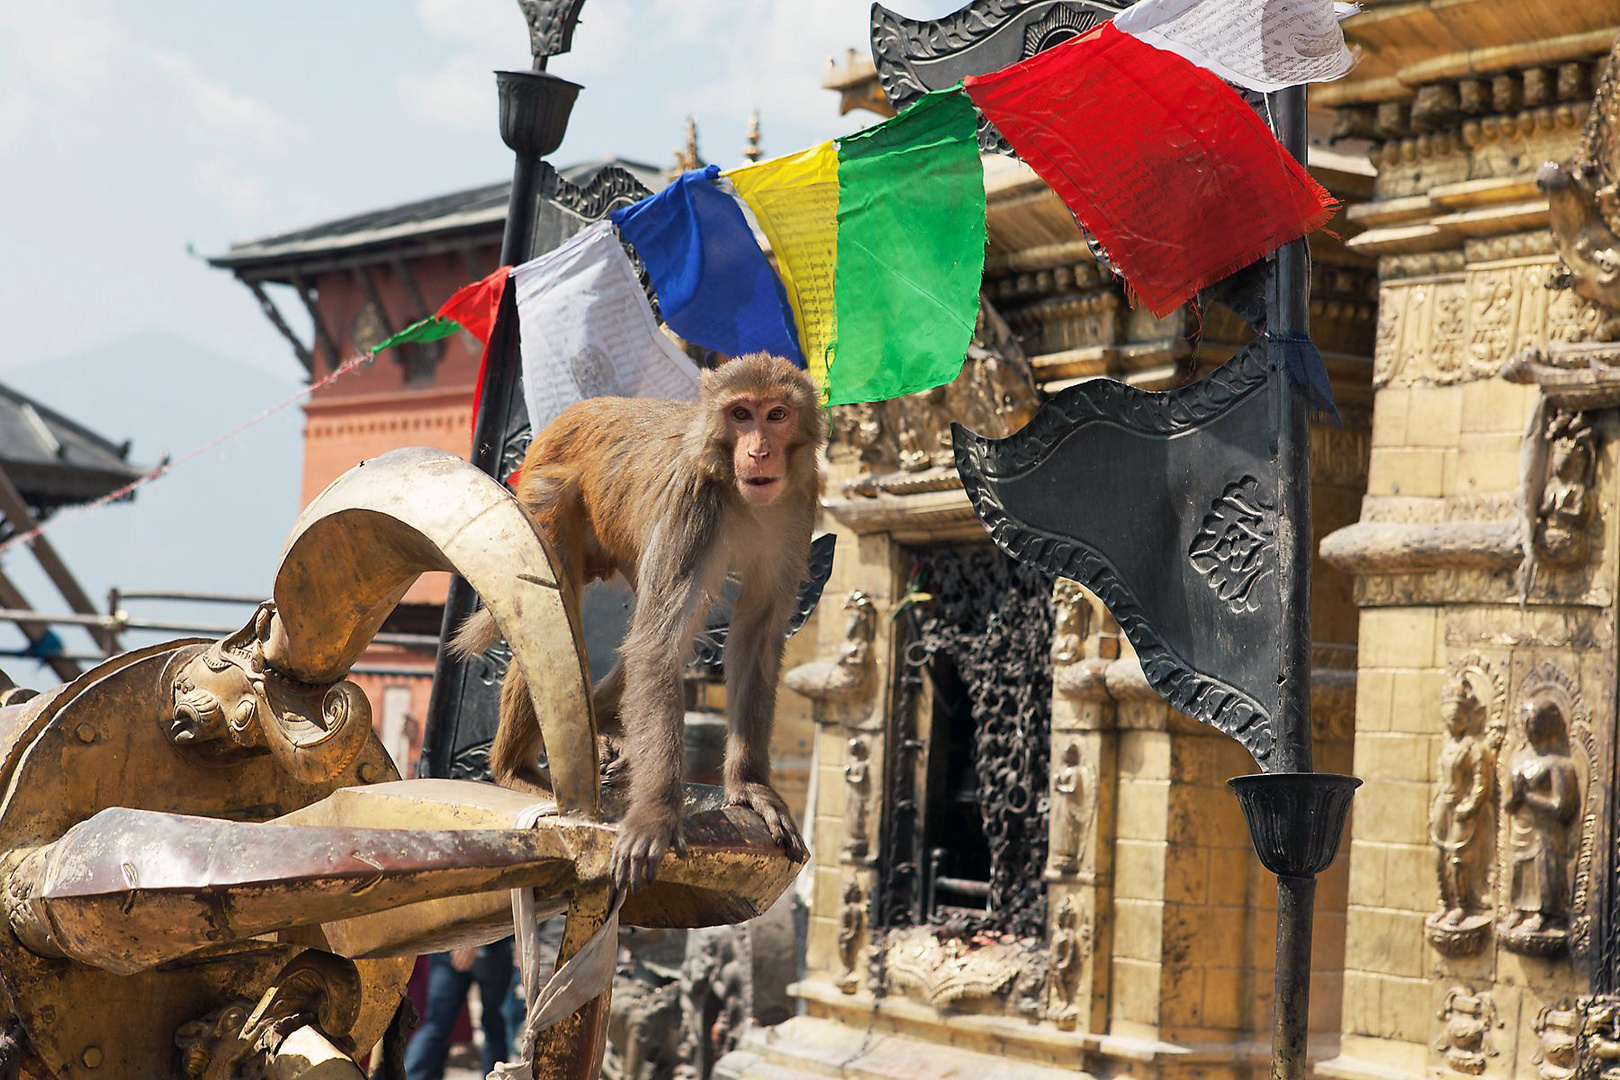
514 219 701 435
1114 0 1356 93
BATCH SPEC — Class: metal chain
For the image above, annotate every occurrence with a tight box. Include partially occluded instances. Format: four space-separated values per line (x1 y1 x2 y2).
884 547 1053 940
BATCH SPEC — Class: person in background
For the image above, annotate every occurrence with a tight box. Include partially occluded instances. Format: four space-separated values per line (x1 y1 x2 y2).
405 938 515 1079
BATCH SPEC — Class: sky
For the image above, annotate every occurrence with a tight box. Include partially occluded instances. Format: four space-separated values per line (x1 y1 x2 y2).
0 0 961 677
0 0 960 373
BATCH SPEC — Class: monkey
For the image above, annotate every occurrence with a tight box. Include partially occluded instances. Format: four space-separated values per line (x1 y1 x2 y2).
453 352 822 891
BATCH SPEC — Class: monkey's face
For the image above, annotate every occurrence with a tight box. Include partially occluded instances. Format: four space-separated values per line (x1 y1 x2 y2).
725 395 798 504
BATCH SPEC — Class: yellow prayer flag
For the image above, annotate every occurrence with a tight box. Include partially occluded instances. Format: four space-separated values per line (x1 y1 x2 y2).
723 142 839 391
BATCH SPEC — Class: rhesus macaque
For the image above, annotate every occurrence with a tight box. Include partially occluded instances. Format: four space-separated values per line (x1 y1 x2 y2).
454 352 822 890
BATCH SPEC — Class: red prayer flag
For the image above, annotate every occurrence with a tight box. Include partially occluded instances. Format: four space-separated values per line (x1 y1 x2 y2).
441 264 510 346
964 22 1336 317
454 265 511 437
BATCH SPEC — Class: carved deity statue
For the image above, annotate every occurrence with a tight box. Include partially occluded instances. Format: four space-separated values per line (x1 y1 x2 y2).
840 592 876 669
842 738 871 863
1498 690 1579 951
1532 1004 1582 1080
837 881 864 994
1435 987 1499 1075
895 385 953 471
1049 896 1087 1031
1426 675 1493 952
784 592 876 706
1585 996 1620 1080
1051 580 1089 667
1536 410 1597 565
1048 742 1086 876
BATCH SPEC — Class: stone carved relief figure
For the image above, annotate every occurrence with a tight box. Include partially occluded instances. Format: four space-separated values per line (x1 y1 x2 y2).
831 327 1039 485
830 402 896 472
842 738 871 863
837 881 864 994
1532 1003 1582 1080
1048 743 1089 876
1498 687 1579 954
1049 896 1090 1032
894 385 953 472
1585 996 1620 1080
784 592 877 706
1425 660 1503 956
1536 410 1598 566
1051 579 1090 667
1435 987 1500 1075
840 592 876 669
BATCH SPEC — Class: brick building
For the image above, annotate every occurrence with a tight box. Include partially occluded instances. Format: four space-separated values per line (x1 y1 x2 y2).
210 159 662 772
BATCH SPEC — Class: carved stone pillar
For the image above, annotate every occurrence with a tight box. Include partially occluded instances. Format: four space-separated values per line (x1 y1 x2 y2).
1049 581 1117 1036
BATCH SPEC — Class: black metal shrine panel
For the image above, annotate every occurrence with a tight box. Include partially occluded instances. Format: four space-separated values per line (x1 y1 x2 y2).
870 0 1127 153
422 165 656 782
690 533 839 672
952 341 1281 768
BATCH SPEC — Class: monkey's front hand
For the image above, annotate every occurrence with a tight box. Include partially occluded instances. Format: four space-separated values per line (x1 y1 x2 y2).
612 811 686 892
726 781 809 863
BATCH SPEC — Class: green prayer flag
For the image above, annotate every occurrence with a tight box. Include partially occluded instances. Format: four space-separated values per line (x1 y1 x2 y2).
370 315 461 355
828 88 986 406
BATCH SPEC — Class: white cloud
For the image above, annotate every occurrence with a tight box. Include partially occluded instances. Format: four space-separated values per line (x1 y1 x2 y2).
153 51 301 152
398 53 497 131
0 4 298 155
416 0 525 47
194 156 275 219
0 2 118 98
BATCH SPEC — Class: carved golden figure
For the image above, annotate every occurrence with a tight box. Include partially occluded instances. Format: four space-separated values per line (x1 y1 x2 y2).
1536 410 1598 565
1434 987 1499 1075
1049 896 1087 1031
842 738 871 863
837 881 865 994
1425 674 1493 954
1051 580 1088 667
1048 743 1087 876
786 591 876 706
1532 1003 1582 1080
1498 689 1579 951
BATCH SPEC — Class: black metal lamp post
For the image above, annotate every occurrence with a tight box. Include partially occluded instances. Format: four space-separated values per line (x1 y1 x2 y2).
1228 81 1361 1080
421 4 585 784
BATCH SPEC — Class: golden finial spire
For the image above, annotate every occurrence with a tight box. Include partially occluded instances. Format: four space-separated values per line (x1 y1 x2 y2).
668 116 705 179
743 110 763 162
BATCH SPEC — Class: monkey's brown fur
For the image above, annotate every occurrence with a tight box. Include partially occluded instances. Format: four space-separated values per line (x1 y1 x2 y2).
453 352 822 889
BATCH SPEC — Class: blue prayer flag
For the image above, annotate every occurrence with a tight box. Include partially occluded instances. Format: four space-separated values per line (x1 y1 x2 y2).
611 165 805 367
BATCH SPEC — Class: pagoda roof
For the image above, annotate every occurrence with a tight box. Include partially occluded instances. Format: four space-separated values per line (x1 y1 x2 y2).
210 157 664 277
0 382 145 516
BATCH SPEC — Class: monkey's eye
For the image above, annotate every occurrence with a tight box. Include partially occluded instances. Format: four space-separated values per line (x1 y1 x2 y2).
767 406 788 423
731 406 751 422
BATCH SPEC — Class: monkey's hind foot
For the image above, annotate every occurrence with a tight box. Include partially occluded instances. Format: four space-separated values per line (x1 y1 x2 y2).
598 734 630 791
611 812 686 893
726 781 808 864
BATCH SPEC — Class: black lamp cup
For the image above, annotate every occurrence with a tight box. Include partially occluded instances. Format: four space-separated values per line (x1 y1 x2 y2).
496 70 583 158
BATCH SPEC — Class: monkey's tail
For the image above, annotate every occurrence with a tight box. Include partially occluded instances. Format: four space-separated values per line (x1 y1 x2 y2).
448 607 500 660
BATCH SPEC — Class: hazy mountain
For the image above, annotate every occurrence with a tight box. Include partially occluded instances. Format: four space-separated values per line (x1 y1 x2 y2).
0 329 305 680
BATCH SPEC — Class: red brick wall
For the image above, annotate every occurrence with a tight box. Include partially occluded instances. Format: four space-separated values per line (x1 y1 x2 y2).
301 247 500 605
297 246 499 748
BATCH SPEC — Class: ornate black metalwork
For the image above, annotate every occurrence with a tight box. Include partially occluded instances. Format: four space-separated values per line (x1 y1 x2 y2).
517 0 588 65
870 0 1126 153
1189 477 1276 615
952 340 1281 768
689 534 839 671
553 165 654 221
877 546 1052 939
